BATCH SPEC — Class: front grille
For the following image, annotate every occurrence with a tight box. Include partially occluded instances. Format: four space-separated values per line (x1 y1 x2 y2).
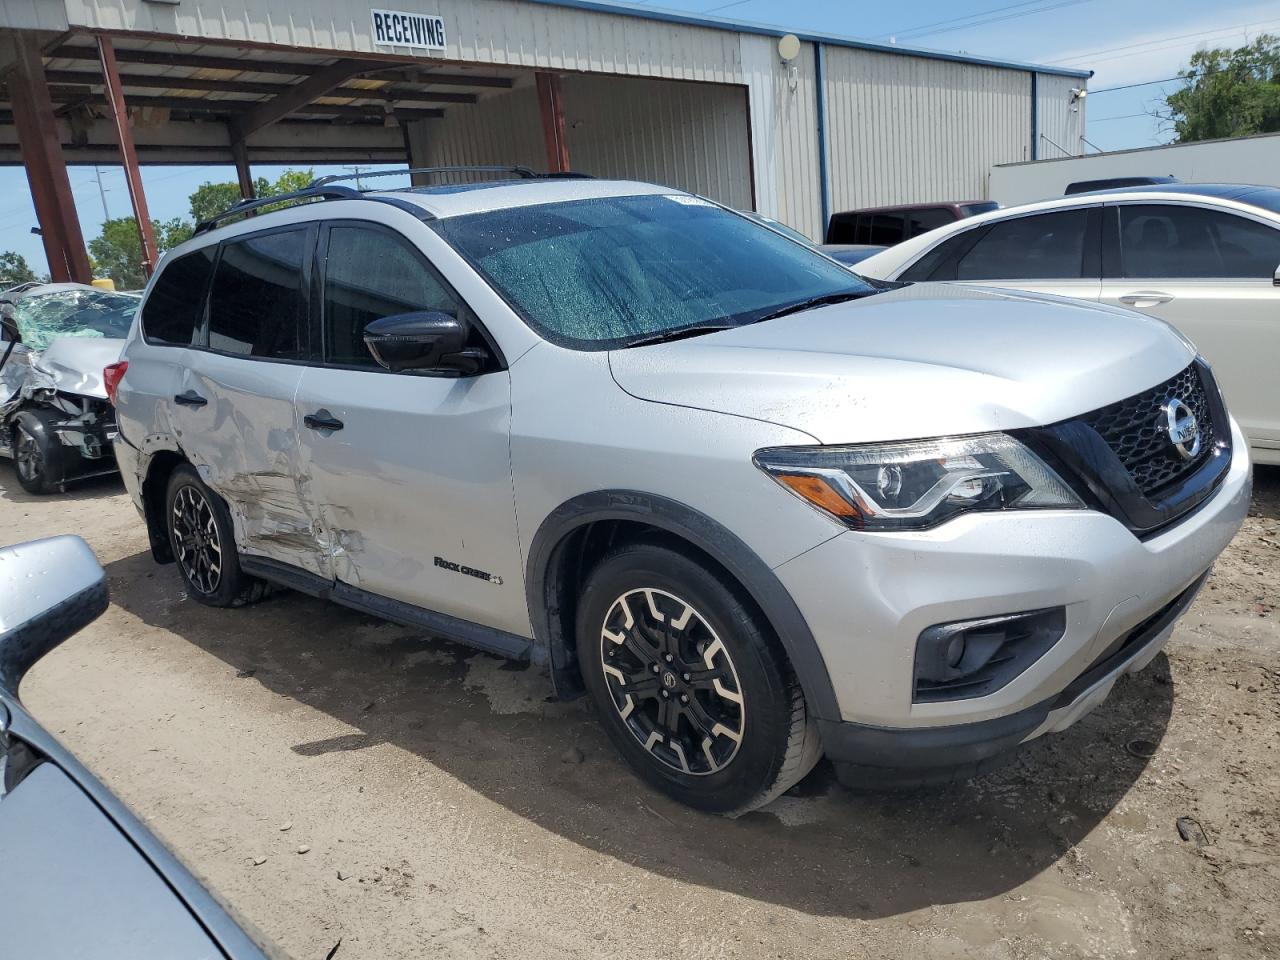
1079 363 1214 497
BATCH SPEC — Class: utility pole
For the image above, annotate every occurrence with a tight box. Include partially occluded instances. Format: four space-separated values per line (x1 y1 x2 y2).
93 165 111 221
342 164 367 190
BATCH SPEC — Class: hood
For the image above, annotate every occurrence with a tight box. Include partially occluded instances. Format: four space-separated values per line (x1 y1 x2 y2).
608 285 1195 444
29 337 125 400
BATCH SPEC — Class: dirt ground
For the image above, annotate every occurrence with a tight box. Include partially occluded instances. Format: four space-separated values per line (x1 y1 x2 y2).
4 463 1278 960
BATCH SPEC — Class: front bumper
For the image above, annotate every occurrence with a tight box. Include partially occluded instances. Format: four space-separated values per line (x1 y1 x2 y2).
774 418 1252 769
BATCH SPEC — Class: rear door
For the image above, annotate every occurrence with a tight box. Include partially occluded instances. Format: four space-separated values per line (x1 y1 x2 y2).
900 205 1102 302
1099 202 1280 448
293 220 527 635
172 224 329 577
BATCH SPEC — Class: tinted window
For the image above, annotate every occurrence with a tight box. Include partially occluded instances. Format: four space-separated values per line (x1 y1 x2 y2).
905 208 954 238
826 212 858 244
433 194 873 348
322 225 468 367
142 248 214 346
899 230 985 282
868 214 906 245
1119 204 1280 279
207 230 308 359
951 209 1089 280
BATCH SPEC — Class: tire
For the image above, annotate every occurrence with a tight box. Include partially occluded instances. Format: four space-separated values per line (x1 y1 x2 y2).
576 541 822 815
11 408 72 495
164 464 269 607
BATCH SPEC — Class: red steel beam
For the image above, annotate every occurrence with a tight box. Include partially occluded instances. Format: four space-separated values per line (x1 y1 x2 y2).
97 36 157 278
535 72 569 174
231 136 255 201
8 36 92 283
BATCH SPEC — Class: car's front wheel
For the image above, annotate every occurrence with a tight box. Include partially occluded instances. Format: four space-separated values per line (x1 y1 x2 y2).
164 464 267 607
11 408 71 495
576 541 821 815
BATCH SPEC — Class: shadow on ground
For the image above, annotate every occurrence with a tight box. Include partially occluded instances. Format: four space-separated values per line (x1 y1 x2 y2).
1249 464 1280 520
103 544 1177 921
0 464 124 505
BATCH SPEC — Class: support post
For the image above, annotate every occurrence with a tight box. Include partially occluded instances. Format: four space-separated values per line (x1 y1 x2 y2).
97 35 157 278
9 36 92 283
535 72 570 173
231 137 255 200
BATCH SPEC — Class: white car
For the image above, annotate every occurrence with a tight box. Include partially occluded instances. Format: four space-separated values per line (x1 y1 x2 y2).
855 184 1280 466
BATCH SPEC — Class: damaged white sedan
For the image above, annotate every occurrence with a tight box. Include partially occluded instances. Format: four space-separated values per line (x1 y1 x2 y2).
0 283 138 494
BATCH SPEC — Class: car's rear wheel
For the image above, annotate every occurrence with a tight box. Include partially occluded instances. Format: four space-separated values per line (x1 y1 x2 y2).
11 408 71 495
576 541 821 815
165 464 267 607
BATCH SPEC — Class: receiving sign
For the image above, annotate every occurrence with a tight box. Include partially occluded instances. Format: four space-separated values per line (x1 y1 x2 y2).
371 9 447 50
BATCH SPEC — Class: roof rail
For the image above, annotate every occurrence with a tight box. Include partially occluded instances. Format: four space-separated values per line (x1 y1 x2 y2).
311 165 540 188
192 185 362 236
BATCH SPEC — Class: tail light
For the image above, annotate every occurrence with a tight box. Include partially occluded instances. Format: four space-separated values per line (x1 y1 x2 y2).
103 360 128 406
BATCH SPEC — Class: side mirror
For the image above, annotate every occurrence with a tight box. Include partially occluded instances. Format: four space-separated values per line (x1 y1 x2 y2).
1274 263 1279 287
0 536 108 697
363 311 482 374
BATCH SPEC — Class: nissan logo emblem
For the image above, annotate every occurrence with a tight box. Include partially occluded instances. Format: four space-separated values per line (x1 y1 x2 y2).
1163 398 1201 461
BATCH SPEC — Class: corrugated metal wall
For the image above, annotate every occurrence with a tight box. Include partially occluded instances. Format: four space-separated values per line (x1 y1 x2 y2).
406 84 545 173
1035 72 1087 160
738 35 824 241
821 46 1031 212
560 75 752 210
407 75 753 210
62 0 745 83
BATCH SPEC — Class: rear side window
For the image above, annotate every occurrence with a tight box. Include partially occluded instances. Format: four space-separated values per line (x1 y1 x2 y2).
1119 204 1280 279
951 209 1089 280
207 229 309 359
321 225 469 368
826 212 858 244
868 214 906 245
141 248 214 345
905 208 953 238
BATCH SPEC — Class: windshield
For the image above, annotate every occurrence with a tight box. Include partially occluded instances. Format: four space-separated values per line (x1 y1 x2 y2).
432 194 876 348
13 289 140 351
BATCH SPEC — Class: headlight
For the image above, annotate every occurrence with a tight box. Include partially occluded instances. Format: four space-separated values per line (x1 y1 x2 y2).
754 433 1083 531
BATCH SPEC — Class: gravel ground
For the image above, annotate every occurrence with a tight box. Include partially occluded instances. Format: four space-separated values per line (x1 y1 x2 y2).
4 464 1278 960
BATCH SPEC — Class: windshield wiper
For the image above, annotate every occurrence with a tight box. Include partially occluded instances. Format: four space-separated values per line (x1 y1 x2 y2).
751 290 871 324
625 324 736 348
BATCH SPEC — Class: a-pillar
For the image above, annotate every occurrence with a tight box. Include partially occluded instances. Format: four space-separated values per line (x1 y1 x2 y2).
9 35 91 283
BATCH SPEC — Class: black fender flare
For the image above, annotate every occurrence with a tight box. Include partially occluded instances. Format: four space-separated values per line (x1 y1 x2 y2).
524 489 841 722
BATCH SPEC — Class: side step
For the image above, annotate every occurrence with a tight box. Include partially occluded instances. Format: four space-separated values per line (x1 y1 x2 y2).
239 555 540 663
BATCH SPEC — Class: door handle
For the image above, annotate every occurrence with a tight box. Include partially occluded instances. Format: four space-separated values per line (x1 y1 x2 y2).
173 390 208 407
1118 291 1174 307
303 410 344 432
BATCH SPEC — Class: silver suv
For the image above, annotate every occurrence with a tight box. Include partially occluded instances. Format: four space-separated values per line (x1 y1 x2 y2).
111 171 1251 814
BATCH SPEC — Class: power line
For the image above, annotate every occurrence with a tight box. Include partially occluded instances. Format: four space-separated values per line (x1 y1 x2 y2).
1090 75 1188 93
1089 112 1152 122
1052 16 1280 65
879 0 1061 41
890 0 1094 41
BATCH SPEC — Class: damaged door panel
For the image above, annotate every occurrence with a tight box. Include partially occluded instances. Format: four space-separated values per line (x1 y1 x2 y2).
293 221 529 635
172 225 330 576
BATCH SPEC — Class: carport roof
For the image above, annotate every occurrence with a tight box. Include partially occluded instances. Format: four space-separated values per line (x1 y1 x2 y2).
520 0 1094 79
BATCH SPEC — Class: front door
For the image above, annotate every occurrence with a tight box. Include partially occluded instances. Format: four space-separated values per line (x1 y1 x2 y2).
1099 202 1280 448
173 223 328 577
293 221 528 636
938 205 1103 302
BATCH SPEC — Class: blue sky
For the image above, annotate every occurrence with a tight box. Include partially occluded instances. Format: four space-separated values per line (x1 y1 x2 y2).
3 0 1277 275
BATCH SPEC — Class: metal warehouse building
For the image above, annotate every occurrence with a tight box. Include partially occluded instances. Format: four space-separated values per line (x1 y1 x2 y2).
0 0 1090 283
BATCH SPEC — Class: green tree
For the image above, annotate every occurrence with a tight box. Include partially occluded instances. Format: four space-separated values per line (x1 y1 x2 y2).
0 251 39 287
1161 35 1280 142
87 217 193 289
187 168 315 223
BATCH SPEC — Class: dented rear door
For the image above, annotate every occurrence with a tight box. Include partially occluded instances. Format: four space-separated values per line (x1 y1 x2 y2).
174 224 330 578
